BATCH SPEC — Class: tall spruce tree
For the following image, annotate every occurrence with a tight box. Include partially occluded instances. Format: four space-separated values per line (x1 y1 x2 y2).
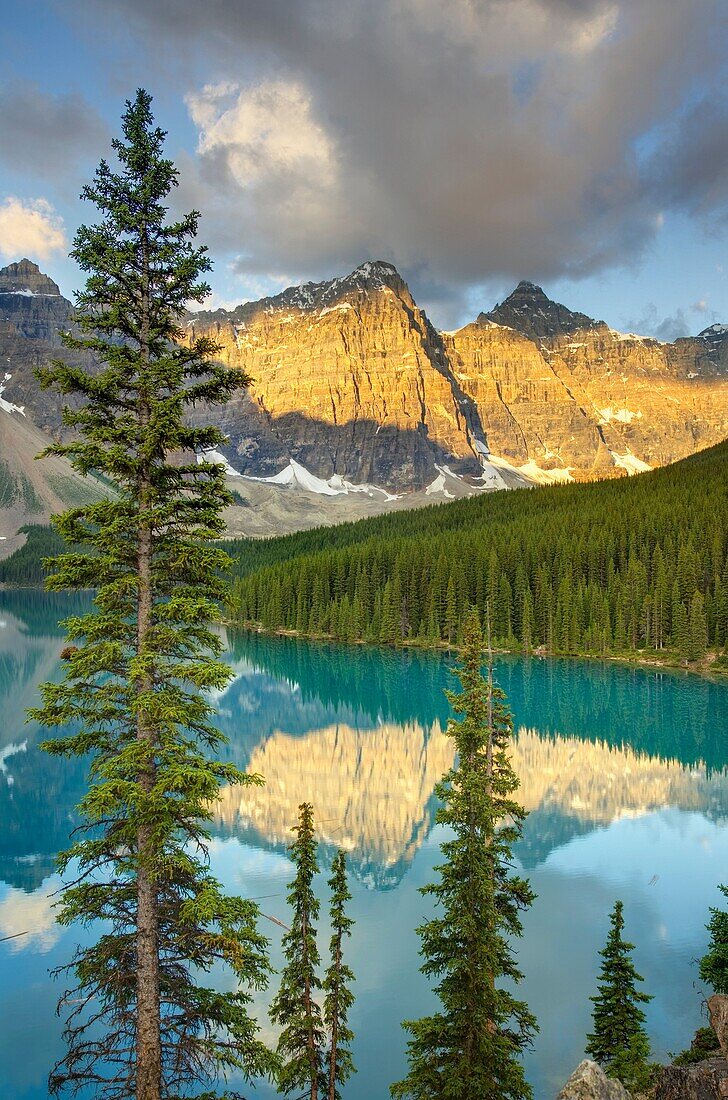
586 900 652 1092
30 90 277 1099
323 851 356 1100
271 802 327 1100
700 885 728 994
391 608 537 1100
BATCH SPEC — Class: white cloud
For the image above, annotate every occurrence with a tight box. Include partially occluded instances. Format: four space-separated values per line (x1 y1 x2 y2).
0 197 66 262
186 80 337 190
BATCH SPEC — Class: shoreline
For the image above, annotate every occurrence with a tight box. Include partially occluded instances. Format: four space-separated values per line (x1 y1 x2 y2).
2 584 724 681
225 620 728 682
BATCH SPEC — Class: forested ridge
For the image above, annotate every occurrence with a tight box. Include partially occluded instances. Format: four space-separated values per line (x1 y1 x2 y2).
0 525 65 585
227 440 728 662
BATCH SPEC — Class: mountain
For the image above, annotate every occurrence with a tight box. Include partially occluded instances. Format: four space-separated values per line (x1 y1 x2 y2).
184 260 484 490
479 279 600 341
1 258 726 540
184 261 728 489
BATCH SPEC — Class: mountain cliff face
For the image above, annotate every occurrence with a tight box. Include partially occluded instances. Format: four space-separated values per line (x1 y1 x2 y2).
185 265 728 488
2 258 727 505
185 261 481 489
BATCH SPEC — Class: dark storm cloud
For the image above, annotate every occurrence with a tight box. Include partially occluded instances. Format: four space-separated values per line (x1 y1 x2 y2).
646 95 728 229
0 83 109 179
79 0 726 318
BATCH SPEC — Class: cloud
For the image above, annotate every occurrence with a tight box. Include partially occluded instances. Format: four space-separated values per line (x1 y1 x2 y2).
645 93 728 230
186 80 338 191
0 198 67 262
83 0 726 317
0 83 108 179
622 303 691 342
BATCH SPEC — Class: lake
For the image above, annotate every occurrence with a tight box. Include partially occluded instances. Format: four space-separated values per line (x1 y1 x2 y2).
1 590 727 1099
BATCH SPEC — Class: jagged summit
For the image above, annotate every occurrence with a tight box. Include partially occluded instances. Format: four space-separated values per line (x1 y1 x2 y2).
479 280 602 341
195 259 408 324
514 280 547 294
698 323 728 339
0 258 61 297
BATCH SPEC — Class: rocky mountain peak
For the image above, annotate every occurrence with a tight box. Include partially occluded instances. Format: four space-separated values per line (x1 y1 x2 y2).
346 259 403 289
192 259 410 326
698 323 728 340
0 258 61 297
478 280 601 341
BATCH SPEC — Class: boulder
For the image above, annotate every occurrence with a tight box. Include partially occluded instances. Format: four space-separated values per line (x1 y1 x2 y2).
557 1059 631 1100
709 995 728 1061
655 1058 728 1099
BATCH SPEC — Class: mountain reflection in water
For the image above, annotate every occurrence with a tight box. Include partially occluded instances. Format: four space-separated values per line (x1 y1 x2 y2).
1 595 727 891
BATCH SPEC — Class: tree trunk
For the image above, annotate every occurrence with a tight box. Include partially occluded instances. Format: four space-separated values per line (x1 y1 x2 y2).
328 938 340 1100
135 241 162 1100
301 910 318 1100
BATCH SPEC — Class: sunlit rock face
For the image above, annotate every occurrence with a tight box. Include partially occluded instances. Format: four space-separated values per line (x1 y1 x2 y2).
184 261 480 490
3 259 727 496
448 281 728 476
443 322 610 472
187 267 728 488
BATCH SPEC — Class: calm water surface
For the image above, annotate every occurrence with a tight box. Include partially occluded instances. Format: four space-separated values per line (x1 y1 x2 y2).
1 590 728 1099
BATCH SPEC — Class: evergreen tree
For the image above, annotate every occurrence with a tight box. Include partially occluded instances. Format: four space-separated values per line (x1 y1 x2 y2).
323 851 356 1100
271 802 327 1100
391 608 537 1100
30 90 277 1099
586 901 652 1092
700 885 728 994
688 591 708 661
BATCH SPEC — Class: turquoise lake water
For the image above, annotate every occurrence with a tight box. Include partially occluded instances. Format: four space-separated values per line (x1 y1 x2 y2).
1 589 727 1099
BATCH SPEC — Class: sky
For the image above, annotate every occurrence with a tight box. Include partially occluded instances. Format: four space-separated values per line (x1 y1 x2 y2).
0 0 726 335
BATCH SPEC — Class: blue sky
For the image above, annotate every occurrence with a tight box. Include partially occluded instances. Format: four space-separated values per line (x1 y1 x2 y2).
1 0 726 334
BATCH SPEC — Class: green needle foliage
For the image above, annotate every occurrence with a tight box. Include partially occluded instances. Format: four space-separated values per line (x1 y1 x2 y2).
271 802 327 1100
586 900 653 1092
323 851 356 1100
29 89 277 1100
226 439 728 662
700 885 728 994
391 608 537 1100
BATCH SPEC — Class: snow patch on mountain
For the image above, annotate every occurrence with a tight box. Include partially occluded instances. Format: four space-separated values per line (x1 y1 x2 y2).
477 459 510 490
516 460 574 484
0 374 25 416
425 470 452 498
599 407 643 425
244 459 399 499
610 451 652 475
197 448 243 477
471 442 572 487
318 302 353 318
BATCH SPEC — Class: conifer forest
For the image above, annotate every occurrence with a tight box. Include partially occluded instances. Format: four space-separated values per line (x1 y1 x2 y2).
228 441 728 664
